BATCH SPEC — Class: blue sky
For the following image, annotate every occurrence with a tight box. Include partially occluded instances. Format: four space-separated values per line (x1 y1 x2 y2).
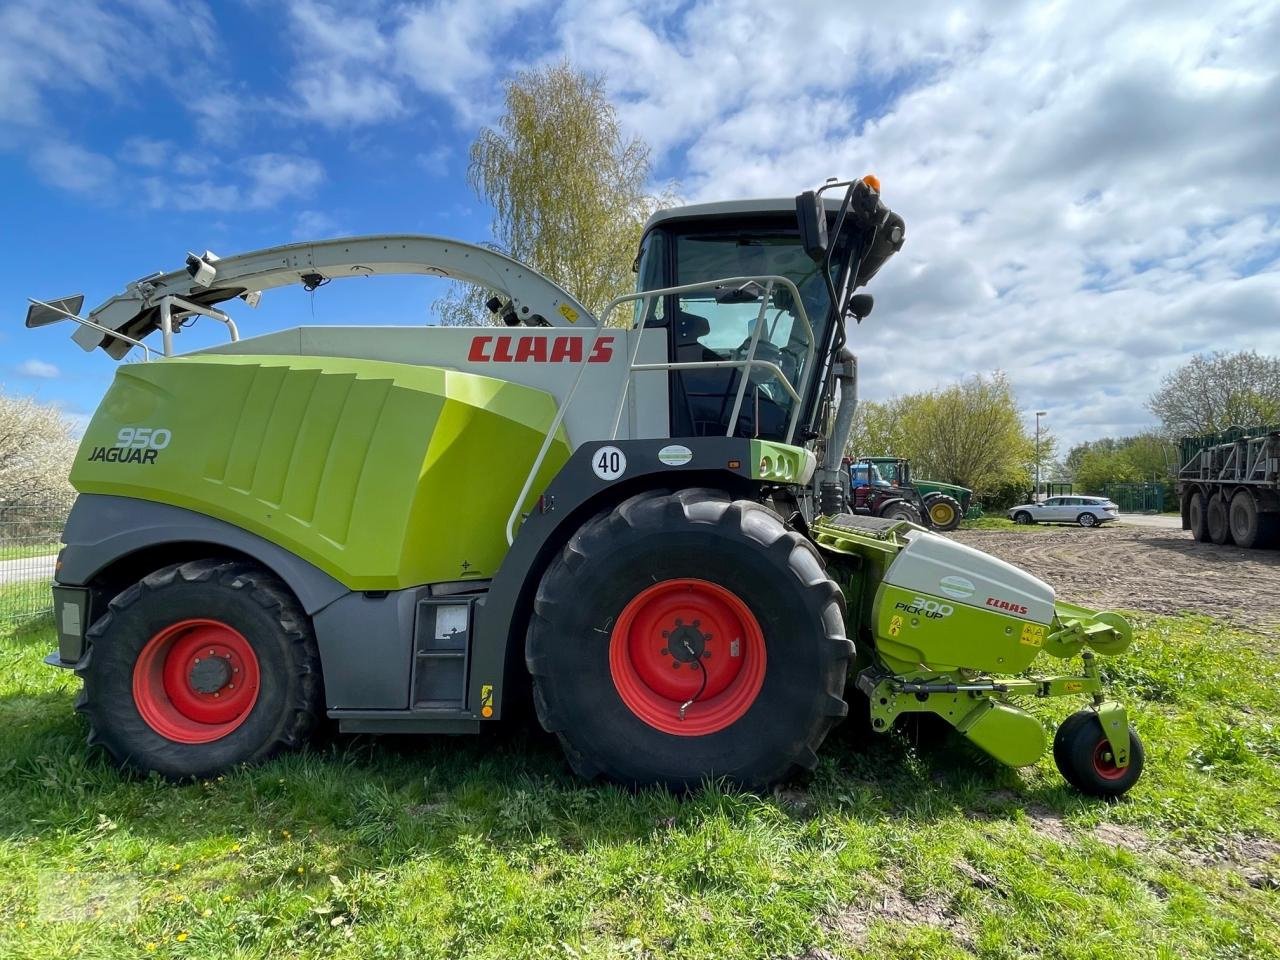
2 0 1278 450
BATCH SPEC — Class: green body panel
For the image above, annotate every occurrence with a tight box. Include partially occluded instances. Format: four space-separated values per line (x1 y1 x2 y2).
749 439 814 483
913 479 971 499
956 700 1047 767
873 582 1046 675
70 355 571 590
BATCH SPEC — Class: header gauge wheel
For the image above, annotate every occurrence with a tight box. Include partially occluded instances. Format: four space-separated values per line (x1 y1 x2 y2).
526 489 851 790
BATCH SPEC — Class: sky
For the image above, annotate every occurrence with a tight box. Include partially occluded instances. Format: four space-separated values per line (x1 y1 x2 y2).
0 0 1277 451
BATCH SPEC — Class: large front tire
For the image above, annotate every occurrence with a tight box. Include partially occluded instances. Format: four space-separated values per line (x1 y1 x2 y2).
526 489 850 790
76 560 322 779
924 494 963 531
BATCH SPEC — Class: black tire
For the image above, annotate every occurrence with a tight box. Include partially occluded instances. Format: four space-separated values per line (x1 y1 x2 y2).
923 494 963 531
1012 511 1034 525
1053 710 1144 798
526 489 851 790
1207 492 1233 545
1077 512 1098 528
1228 490 1262 548
876 498 923 525
76 560 322 779
1187 489 1208 542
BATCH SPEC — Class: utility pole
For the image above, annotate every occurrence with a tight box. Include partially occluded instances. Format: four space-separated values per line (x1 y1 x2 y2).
1035 410 1047 501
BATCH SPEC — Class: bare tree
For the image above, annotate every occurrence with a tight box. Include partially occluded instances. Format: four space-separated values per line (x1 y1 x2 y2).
435 62 670 326
1148 351 1280 437
0 390 77 508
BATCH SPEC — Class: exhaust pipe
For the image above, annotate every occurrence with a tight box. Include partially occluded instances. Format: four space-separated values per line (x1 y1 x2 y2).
818 346 857 516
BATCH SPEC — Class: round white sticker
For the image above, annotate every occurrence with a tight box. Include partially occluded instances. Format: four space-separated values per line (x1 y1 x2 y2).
658 444 693 466
591 445 627 481
939 575 976 600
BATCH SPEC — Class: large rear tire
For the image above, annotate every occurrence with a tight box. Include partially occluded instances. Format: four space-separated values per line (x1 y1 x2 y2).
76 560 322 779
1207 492 1233 545
1187 490 1208 542
526 489 851 790
923 494 963 531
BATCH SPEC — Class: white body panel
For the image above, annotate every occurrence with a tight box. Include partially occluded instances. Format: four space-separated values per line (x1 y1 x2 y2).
199 325 671 448
883 529 1056 624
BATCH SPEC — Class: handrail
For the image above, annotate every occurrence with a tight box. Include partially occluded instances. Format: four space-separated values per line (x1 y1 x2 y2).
505 274 816 545
26 298 157 361
597 275 815 444
158 295 239 356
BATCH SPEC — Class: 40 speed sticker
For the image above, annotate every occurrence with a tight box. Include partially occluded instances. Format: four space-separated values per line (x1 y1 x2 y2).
591 445 627 481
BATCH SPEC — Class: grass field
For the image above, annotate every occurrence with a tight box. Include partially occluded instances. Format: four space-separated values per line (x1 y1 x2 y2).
1 590 1277 958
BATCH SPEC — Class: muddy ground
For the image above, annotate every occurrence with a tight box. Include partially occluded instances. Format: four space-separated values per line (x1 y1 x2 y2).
950 524 1280 632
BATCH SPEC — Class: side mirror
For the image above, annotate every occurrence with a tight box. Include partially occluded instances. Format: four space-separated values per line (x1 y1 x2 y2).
795 190 828 262
845 293 874 320
25 294 85 328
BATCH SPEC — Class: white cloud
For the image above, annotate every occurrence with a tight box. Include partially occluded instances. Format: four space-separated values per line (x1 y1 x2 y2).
539 0 1280 447
280 0 544 126
29 142 116 194
0 0 221 127
139 152 326 212
18 359 60 379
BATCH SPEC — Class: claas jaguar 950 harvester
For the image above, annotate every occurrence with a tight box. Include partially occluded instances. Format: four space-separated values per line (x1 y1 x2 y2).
28 177 1144 796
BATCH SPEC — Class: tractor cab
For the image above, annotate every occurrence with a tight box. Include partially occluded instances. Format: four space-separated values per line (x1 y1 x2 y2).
632 182 903 445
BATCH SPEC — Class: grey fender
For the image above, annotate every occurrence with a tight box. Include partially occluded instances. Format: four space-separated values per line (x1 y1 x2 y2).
57 494 348 615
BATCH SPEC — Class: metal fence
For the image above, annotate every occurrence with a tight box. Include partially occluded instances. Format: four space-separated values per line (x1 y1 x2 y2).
1101 481 1171 513
0 501 68 626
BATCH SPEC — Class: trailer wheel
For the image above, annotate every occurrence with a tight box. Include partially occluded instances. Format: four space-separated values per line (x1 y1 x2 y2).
1207 492 1234 545
1186 490 1208 542
76 560 321 779
924 494 963 531
1228 490 1265 549
526 489 851 790
1053 710 1144 798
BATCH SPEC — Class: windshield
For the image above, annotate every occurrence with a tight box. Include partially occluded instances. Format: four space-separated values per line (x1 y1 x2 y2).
654 228 838 439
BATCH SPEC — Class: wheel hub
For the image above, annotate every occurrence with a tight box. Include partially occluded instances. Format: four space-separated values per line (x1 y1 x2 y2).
188 655 232 693
609 579 766 736
662 619 711 666
132 619 261 744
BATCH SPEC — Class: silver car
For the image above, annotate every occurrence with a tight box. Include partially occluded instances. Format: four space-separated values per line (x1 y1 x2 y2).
1008 495 1120 527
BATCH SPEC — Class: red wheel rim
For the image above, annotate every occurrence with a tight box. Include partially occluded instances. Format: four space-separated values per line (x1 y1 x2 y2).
609 578 766 736
131 619 260 744
1091 737 1128 780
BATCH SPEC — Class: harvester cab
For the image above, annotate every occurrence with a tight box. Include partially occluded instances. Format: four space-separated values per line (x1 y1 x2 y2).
28 175 1143 797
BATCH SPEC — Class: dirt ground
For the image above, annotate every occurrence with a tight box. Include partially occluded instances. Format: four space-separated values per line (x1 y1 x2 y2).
950 524 1280 632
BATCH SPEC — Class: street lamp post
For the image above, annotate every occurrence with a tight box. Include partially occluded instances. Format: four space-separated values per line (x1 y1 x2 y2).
1035 410 1047 501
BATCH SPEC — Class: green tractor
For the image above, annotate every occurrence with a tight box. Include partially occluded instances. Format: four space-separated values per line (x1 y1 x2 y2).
848 456 972 531
27 176 1143 796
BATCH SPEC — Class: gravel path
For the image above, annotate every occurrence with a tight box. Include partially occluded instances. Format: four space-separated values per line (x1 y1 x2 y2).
950 526 1280 631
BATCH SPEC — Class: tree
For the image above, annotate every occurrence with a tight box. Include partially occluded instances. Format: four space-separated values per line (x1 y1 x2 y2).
1073 449 1139 492
1147 351 1280 437
435 62 668 326
846 372 1037 503
0 390 77 508
1064 433 1178 488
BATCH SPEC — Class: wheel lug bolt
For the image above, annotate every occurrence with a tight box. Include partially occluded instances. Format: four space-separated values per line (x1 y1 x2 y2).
194 658 200 664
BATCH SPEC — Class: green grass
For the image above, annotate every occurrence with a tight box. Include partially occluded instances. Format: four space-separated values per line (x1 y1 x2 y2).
0 542 60 561
959 516 1045 532
1 607 1278 959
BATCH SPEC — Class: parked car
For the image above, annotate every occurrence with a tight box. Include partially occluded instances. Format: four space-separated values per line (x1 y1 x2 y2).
1008 495 1120 527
